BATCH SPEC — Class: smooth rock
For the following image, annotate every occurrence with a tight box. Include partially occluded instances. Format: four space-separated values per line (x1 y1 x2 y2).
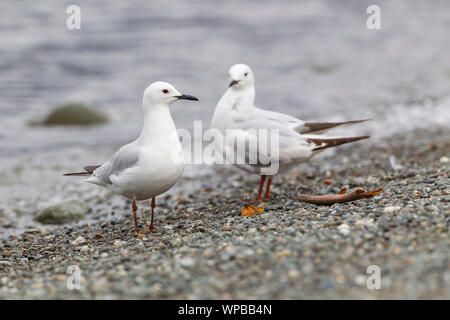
42 103 108 126
383 206 401 214
338 223 350 236
35 200 88 225
221 225 232 232
179 257 195 268
71 236 86 246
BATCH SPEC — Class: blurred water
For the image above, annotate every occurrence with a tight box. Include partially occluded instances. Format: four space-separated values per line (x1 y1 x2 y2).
0 0 449 231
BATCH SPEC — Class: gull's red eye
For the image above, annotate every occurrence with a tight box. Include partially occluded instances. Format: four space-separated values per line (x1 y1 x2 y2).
244 72 248 77
162 89 169 94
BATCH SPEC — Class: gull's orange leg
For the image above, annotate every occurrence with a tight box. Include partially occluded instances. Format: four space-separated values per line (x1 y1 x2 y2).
263 177 272 199
132 199 141 233
147 197 156 232
257 175 266 200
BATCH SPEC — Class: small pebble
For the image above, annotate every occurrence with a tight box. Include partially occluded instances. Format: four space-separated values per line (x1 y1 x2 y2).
179 257 195 268
338 223 350 236
71 236 86 246
383 206 401 214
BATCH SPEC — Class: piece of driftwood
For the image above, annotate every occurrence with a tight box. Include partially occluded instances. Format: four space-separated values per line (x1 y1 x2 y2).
297 188 383 205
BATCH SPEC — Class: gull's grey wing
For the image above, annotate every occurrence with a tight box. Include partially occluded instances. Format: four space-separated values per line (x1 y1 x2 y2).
252 108 370 134
299 119 371 134
253 108 303 124
251 108 307 132
223 117 313 170
92 141 140 184
234 117 305 148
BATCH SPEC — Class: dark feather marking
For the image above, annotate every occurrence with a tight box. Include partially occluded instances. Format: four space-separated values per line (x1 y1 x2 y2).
307 136 370 151
302 119 370 134
83 165 101 174
63 164 101 176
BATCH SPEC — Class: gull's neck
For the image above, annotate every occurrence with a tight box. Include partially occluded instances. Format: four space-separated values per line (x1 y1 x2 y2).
138 103 177 145
211 85 255 130
226 86 255 111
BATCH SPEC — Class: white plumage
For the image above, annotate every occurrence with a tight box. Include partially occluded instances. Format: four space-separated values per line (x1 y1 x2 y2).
211 64 369 199
65 81 198 232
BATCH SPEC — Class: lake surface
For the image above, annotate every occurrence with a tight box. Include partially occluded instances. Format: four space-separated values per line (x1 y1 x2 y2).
1 0 449 234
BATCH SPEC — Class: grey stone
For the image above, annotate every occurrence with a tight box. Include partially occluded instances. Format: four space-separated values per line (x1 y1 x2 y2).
42 103 108 126
35 200 88 224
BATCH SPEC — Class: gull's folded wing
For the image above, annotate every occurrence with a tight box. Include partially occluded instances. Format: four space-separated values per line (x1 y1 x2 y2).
298 119 370 134
93 142 140 184
306 135 370 151
63 165 101 176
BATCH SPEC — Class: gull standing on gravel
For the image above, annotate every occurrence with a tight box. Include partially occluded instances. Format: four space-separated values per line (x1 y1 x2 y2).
64 82 198 233
211 64 369 200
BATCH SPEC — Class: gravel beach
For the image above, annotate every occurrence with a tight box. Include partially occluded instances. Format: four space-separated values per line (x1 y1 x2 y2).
0 127 449 299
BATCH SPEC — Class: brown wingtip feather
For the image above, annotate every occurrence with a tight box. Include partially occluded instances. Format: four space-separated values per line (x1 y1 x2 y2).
83 165 101 173
63 165 101 177
307 135 370 151
63 172 91 176
302 119 371 134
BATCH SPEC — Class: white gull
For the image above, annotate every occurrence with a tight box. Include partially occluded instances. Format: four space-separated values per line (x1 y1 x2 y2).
65 81 198 232
211 64 369 199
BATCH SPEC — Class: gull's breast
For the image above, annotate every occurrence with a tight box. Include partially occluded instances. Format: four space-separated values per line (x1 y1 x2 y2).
111 143 184 200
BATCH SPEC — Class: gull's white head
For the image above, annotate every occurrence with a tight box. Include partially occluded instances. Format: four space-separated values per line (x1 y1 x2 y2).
228 64 254 90
143 81 198 107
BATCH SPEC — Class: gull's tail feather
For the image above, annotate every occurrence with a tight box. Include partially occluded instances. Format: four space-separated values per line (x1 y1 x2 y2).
307 136 370 151
63 172 91 176
301 119 370 134
63 165 101 176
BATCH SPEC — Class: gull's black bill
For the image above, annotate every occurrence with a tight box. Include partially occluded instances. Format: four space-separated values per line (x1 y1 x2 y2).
176 94 199 101
229 79 240 87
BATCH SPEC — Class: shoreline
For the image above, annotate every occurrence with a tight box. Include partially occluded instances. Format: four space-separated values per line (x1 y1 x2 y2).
0 127 449 299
